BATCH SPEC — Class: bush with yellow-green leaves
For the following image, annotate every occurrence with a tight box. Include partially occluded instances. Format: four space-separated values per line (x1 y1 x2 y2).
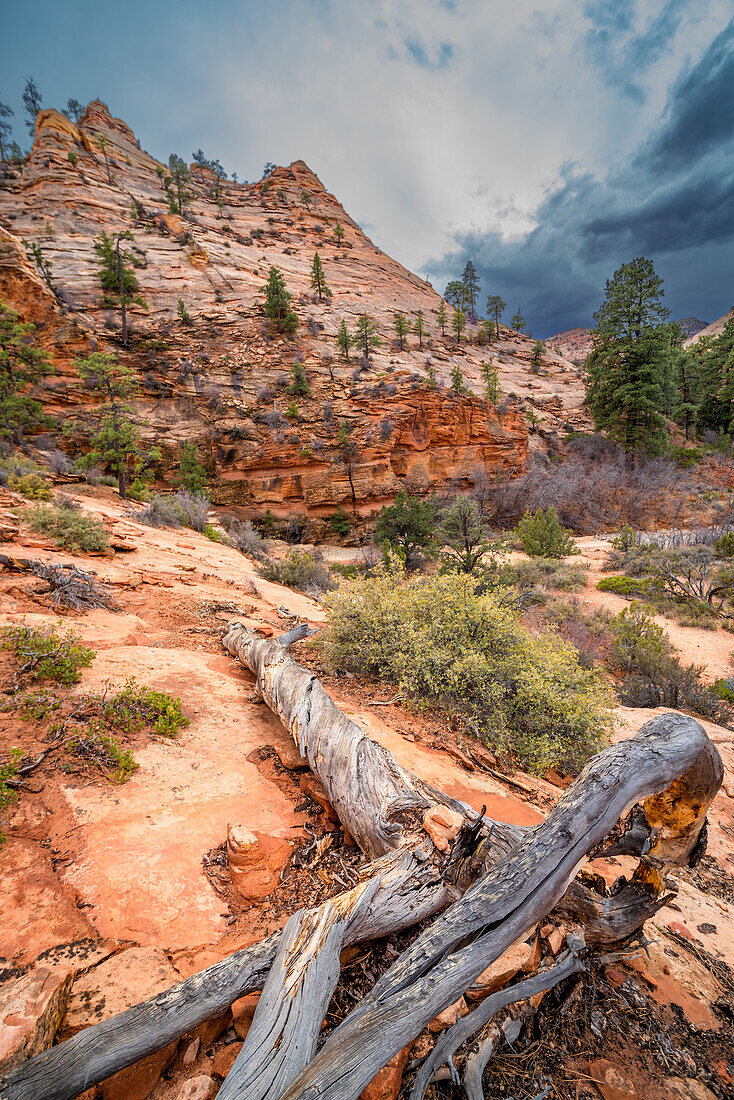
320 567 614 774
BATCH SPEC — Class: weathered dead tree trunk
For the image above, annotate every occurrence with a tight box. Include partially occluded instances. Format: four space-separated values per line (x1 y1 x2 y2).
0 623 722 1100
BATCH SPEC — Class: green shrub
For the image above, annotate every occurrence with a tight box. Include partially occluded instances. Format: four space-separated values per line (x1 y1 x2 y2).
138 490 210 533
320 568 614 773
66 730 138 783
1 622 94 685
669 445 702 469
715 532 734 558
0 456 52 500
597 575 658 597
330 506 351 538
515 507 578 559
28 504 109 552
80 678 189 738
713 678 734 704
258 549 335 594
611 525 639 552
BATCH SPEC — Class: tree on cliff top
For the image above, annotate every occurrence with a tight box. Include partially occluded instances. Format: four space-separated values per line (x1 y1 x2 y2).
94 230 146 348
0 300 53 442
436 300 448 336
0 97 14 161
511 307 527 333
461 259 480 317
264 266 298 334
64 99 84 124
72 352 160 500
167 154 193 214
22 76 42 136
486 293 506 335
310 252 330 300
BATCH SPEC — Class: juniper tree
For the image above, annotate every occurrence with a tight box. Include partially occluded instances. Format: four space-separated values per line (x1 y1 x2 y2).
461 260 480 317
334 220 345 245
393 311 410 351
24 241 54 292
486 294 506 336
0 299 53 441
95 135 113 184
437 495 493 574
413 310 426 349
22 77 42 136
511 308 526 333
264 266 298 334
353 312 381 359
94 229 146 347
167 154 193 214
64 99 83 123
375 491 435 568
72 352 159 500
436 301 448 336
310 252 329 300
176 298 192 325
288 362 311 396
585 257 676 456
452 307 466 344
0 97 14 161
336 318 351 360
481 361 501 404
334 421 360 509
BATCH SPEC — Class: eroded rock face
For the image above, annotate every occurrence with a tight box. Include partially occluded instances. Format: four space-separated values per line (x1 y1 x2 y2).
0 966 72 1070
0 99 588 519
226 824 292 904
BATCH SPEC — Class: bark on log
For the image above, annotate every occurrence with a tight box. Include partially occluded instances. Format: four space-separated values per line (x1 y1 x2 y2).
0 626 722 1100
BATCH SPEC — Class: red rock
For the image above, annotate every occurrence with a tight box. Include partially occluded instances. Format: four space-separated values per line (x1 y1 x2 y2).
62 946 179 1035
183 1036 201 1065
0 966 73 1070
359 1043 411 1099
98 1041 179 1100
668 920 697 943
273 739 309 770
299 775 339 821
232 992 260 1039
428 996 468 1033
663 1080 718 1100
226 825 292 904
587 1059 637 1100
212 1041 243 1078
465 941 533 1002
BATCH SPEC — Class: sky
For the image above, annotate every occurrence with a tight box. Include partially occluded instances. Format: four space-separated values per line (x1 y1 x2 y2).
2 0 733 336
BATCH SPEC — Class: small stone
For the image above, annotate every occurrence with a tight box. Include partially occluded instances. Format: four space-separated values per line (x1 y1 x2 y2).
588 1059 637 1100
428 996 468 1033
359 1044 411 1099
183 1037 200 1065
423 806 464 853
176 1076 217 1100
663 1079 718 1100
299 775 339 821
273 740 309 770
232 992 260 1039
546 926 566 955
212 1041 242 1078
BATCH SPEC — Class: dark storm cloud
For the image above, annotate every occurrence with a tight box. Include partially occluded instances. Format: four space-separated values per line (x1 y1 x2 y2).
583 0 688 102
431 18 734 336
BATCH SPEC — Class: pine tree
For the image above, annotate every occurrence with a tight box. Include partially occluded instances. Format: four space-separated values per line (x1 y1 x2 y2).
393 311 410 350
450 362 466 393
310 252 329 300
192 149 209 181
531 341 545 370
64 99 83 123
301 189 313 208
73 353 160 499
167 154 193 214
461 260 480 317
336 318 351 360
444 280 466 310
673 350 701 441
511 308 526 333
353 313 381 359
452 308 466 344
0 299 53 441
481 361 501 405
24 241 54 292
436 301 448 336
334 221 345 245
176 441 208 492
414 310 426 349
288 362 311 396
94 230 146 347
264 266 298 334
585 257 676 456
22 77 42 136
486 294 506 336
0 96 14 161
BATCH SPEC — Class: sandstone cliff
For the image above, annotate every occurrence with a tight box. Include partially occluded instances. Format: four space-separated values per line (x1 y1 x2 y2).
0 101 589 521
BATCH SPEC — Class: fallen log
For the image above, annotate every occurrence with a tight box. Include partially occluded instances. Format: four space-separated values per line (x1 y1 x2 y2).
0 624 722 1100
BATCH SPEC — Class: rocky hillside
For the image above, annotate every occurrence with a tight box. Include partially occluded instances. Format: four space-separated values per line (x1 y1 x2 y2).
685 307 734 346
549 317 710 361
678 316 709 338
0 101 589 528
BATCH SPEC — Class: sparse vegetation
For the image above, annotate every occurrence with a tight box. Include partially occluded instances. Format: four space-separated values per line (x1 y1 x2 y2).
257 549 335 594
1 622 95 685
264 265 299 335
0 455 52 499
138 489 211 533
175 441 208 493
28 503 110 553
0 300 54 442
